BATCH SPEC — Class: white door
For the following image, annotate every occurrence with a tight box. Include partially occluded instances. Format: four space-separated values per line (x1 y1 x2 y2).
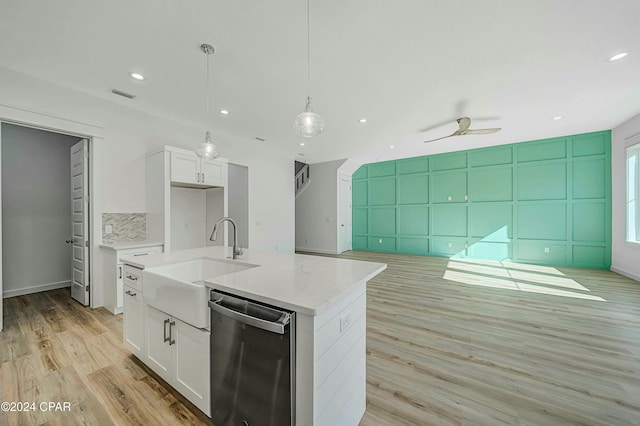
70 139 89 305
339 176 352 253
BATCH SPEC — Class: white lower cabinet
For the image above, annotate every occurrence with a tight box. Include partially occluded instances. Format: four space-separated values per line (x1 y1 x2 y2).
144 304 211 416
122 284 144 358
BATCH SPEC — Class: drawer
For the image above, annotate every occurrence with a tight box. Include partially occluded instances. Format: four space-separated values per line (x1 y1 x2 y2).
118 245 163 259
123 264 143 292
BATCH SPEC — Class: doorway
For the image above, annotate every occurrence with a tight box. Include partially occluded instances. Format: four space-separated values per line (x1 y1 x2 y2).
1 123 89 316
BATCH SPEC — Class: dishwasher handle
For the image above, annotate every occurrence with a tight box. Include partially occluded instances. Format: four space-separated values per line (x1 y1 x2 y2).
209 299 290 334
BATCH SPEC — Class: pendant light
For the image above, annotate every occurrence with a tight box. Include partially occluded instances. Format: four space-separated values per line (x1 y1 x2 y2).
293 0 325 138
197 43 220 159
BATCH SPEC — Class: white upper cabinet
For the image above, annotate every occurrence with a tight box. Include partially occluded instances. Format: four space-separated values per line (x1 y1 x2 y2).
170 151 227 188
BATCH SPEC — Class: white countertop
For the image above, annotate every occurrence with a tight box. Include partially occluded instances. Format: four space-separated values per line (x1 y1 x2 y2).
99 241 164 251
121 246 386 315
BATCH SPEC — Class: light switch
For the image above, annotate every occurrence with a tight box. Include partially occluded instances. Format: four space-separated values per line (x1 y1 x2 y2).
448 242 453 248
378 239 383 244
447 195 452 201
544 247 550 253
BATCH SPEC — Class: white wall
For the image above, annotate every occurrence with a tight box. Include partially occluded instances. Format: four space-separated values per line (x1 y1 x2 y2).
611 113 640 281
1 124 80 296
0 66 295 307
295 159 346 254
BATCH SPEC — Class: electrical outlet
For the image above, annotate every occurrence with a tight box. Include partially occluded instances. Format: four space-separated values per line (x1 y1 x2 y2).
447 195 452 201
378 238 383 244
340 311 352 332
105 224 113 234
544 247 550 253
448 242 453 248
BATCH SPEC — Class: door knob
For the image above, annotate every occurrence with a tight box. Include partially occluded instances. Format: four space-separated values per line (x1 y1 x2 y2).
65 239 73 244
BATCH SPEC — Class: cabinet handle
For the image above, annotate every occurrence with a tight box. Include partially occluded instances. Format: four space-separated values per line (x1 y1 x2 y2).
169 320 176 345
202 173 205 182
118 266 122 279
125 274 138 281
163 319 171 342
125 290 137 297
133 253 148 257
196 172 201 182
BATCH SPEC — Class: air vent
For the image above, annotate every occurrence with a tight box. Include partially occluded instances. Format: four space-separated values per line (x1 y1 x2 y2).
111 88 136 99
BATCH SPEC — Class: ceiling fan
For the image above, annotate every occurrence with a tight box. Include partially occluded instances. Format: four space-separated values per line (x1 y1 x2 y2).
424 117 501 143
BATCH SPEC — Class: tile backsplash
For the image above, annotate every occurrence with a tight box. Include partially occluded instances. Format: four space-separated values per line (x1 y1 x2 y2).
102 213 146 243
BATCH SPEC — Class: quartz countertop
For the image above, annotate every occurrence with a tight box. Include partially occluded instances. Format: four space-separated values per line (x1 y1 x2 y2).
121 246 386 315
99 241 164 251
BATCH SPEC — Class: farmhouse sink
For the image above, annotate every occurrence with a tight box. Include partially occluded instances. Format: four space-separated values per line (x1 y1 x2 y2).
143 257 259 328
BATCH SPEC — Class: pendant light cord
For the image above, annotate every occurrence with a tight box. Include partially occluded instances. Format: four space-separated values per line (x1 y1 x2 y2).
307 0 311 100
206 49 210 124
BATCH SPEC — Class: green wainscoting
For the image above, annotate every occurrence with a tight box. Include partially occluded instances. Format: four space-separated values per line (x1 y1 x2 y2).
352 131 612 269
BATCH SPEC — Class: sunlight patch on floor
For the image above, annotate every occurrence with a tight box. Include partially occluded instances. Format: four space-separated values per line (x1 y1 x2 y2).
443 264 606 302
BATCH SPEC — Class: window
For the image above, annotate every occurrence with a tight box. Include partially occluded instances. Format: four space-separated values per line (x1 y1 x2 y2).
627 143 640 242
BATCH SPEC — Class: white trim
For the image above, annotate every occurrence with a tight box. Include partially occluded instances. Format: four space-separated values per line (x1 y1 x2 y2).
296 247 340 255
610 265 640 283
2 280 71 298
0 102 103 138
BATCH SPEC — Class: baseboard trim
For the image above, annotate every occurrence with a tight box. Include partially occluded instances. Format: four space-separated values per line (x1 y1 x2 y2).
610 266 640 282
2 280 71 298
296 247 340 255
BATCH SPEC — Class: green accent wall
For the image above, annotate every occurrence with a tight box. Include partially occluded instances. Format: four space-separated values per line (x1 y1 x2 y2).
352 131 612 269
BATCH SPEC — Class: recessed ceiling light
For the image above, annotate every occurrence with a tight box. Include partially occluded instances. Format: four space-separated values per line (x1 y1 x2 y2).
300 142 305 146
552 116 563 121
389 145 395 149
358 118 367 123
608 52 628 62
129 72 145 81
219 109 230 115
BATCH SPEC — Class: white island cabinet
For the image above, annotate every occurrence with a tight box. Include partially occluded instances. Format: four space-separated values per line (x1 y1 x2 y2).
121 246 386 425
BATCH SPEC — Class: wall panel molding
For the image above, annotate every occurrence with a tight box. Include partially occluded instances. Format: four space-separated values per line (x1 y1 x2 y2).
352 131 612 269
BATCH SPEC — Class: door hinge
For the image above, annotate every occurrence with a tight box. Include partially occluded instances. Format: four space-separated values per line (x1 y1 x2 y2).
85 239 89 247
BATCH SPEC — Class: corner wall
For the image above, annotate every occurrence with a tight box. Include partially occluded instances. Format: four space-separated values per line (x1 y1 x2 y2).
611 113 640 281
352 131 612 269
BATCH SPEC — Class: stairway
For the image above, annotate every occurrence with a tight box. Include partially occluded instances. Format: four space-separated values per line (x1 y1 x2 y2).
295 161 310 197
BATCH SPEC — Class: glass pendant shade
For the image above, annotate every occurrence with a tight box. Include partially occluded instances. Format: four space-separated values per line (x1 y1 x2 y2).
294 97 325 138
198 131 219 159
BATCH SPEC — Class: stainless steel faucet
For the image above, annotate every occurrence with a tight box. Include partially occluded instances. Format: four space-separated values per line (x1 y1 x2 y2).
210 217 243 259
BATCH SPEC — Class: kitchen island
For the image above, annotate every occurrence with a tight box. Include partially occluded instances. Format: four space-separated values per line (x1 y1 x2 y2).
120 246 386 426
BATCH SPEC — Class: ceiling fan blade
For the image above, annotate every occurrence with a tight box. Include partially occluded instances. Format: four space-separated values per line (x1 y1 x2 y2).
424 132 457 143
465 128 501 135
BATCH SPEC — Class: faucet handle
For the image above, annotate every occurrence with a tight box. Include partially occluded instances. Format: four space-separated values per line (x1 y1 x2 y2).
235 244 244 257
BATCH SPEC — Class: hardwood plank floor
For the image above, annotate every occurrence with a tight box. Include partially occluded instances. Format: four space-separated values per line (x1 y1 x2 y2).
1 252 639 425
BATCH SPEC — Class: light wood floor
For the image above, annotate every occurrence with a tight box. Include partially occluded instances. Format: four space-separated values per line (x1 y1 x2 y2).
1 252 640 425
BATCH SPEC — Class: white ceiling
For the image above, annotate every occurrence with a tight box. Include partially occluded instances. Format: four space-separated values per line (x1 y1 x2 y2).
1 0 639 164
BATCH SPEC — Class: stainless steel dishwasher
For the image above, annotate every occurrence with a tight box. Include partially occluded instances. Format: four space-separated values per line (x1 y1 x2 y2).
209 290 295 426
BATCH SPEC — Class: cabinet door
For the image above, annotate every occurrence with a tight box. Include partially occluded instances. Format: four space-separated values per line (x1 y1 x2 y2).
123 284 144 358
171 152 199 185
145 305 173 382
201 159 225 187
174 319 211 416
